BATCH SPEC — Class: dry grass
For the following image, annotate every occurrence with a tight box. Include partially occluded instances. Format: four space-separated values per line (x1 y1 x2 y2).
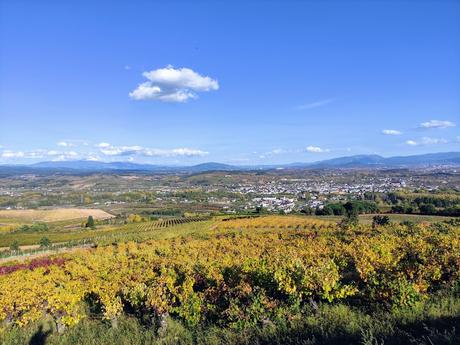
0 208 114 223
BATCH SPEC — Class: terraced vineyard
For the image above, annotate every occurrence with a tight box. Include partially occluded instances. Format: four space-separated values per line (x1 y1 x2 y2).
1 216 459 344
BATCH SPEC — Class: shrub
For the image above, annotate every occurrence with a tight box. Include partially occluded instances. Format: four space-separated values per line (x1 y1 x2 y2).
39 237 52 248
372 215 390 227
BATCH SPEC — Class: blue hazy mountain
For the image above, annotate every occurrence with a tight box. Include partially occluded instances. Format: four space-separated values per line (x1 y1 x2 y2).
290 154 385 168
30 161 238 172
292 152 460 168
0 152 459 175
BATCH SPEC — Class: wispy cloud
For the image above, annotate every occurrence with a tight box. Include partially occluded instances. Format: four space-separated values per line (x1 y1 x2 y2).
419 120 455 129
297 98 335 110
259 146 332 155
381 129 402 135
405 137 448 146
129 65 219 102
96 143 208 157
306 145 330 153
57 139 89 147
1 143 208 162
1 149 79 160
270 148 284 154
258 148 287 159
57 141 76 147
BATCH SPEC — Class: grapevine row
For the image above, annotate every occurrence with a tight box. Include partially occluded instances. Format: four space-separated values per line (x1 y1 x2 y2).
0 218 458 332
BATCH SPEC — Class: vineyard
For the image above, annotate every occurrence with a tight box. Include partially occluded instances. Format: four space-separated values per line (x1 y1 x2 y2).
0 216 212 253
131 216 211 231
216 215 333 230
0 216 460 344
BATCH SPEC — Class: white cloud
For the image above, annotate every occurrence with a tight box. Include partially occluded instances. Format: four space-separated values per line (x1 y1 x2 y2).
100 145 143 156
142 66 218 91
420 120 455 129
306 145 330 153
422 137 448 145
50 151 79 161
258 148 293 158
263 148 285 156
58 140 88 147
1 150 25 158
129 65 219 102
87 155 100 161
1 143 209 162
1 149 80 160
406 137 448 146
297 98 334 110
144 148 208 157
97 143 208 157
382 129 402 135
57 141 75 147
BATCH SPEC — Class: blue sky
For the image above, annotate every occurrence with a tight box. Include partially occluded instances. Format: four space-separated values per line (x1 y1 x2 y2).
0 0 459 165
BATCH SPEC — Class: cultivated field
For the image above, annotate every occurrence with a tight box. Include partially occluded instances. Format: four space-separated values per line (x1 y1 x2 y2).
0 208 114 223
216 214 332 230
0 216 211 249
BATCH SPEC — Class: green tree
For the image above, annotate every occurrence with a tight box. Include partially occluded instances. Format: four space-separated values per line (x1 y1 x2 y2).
419 204 436 215
86 215 95 229
9 240 20 252
343 201 359 226
39 236 51 248
255 206 267 214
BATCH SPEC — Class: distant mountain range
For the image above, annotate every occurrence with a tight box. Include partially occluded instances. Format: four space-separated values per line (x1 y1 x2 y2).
1 152 459 175
286 152 460 169
28 161 238 172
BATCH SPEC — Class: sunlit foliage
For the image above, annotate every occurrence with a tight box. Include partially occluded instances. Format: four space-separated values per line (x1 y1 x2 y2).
0 217 459 333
